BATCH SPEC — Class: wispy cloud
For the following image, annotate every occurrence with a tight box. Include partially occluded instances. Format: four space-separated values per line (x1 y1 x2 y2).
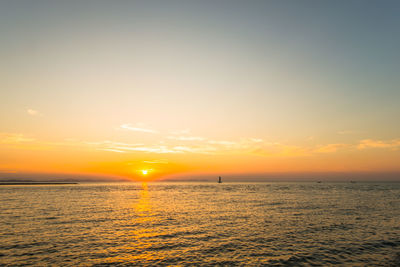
10 127 398 158
249 138 264 143
168 135 205 141
0 132 53 150
26 108 42 116
143 159 169 164
172 145 216 154
0 133 35 144
113 146 181 154
208 140 237 146
93 139 217 154
357 139 400 150
110 145 216 154
120 123 158 134
95 140 183 154
314 143 350 153
100 148 126 153
86 141 143 147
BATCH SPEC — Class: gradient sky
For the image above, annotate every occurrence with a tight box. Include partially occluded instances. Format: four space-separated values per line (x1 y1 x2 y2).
1 0 400 181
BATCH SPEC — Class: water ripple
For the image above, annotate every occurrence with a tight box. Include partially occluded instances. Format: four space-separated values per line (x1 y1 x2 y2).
0 182 399 266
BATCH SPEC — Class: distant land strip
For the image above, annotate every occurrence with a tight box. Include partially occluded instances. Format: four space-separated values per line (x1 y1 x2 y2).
0 182 78 185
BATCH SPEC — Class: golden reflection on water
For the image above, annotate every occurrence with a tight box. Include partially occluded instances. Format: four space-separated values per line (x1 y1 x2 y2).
100 183 171 264
2 183 400 265
134 183 153 221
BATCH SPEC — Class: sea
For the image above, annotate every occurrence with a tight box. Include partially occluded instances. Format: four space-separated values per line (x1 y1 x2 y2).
1 182 399 266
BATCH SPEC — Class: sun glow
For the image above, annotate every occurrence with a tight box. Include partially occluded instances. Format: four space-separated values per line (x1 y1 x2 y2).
141 170 148 175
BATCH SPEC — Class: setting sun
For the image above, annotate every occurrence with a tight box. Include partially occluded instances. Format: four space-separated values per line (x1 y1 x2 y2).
141 170 148 175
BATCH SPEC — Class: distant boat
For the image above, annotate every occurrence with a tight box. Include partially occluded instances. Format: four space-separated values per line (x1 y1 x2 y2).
218 176 222 183
317 181 322 183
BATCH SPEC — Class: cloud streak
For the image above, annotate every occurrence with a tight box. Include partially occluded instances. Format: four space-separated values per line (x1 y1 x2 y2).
27 108 42 116
120 123 158 134
314 144 350 153
168 136 205 141
208 140 237 146
113 146 181 154
143 159 169 164
358 139 400 150
0 133 35 144
4 128 400 159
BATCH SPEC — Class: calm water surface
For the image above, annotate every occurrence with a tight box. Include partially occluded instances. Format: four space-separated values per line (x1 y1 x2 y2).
1 182 400 266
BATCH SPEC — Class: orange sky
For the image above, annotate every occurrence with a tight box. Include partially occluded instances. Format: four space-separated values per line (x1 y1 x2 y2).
1 131 400 181
1 2 400 181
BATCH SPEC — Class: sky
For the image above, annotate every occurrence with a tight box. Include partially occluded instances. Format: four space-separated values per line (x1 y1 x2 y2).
1 0 400 181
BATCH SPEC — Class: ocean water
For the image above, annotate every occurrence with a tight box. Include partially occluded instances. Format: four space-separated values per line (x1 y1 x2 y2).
1 182 400 266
